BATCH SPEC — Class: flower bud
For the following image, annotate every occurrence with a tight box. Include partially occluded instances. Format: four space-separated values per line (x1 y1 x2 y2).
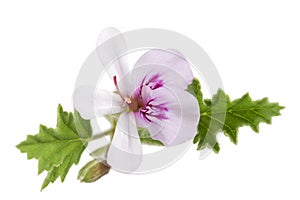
78 159 110 183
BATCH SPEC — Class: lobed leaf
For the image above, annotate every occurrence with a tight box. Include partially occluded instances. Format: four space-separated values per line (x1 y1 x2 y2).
188 78 284 153
17 105 91 190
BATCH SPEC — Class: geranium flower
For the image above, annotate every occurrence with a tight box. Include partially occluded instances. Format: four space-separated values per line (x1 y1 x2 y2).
73 28 200 172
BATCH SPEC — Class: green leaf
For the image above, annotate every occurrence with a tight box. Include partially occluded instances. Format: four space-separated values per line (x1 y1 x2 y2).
74 109 92 138
188 78 284 153
16 105 90 190
138 128 164 146
186 78 205 110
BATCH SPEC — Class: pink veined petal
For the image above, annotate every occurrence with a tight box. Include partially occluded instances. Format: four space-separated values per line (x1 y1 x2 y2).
73 86 125 119
129 65 199 144
96 27 129 80
144 87 200 146
130 64 190 94
107 112 143 172
133 85 155 128
134 49 193 85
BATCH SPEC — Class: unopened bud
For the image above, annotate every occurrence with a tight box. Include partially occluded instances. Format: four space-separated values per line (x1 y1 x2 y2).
78 159 110 183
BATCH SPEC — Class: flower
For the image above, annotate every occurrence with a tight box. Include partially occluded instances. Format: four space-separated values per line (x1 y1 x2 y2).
73 28 200 172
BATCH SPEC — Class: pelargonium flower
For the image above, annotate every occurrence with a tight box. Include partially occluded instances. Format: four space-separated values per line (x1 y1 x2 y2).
73 28 200 172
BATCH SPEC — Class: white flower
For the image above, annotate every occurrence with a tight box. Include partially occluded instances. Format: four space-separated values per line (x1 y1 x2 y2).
73 27 200 172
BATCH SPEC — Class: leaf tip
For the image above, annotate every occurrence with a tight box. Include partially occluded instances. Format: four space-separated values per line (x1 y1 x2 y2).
15 144 22 152
40 181 48 192
57 103 63 110
279 105 285 111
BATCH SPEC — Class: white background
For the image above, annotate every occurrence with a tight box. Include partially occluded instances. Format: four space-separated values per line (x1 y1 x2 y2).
1 0 299 199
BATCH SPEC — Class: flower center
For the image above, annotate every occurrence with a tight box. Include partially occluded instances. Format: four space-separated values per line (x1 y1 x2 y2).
113 76 144 112
127 96 144 112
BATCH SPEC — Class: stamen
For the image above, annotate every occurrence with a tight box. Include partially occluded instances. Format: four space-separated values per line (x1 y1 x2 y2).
113 75 125 101
124 97 131 104
113 75 118 86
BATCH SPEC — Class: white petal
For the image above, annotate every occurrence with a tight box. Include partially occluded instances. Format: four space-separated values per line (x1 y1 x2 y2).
107 112 142 172
73 86 125 119
96 27 129 80
116 70 135 97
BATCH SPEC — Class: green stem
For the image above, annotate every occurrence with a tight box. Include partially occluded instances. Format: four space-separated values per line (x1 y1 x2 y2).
89 128 114 141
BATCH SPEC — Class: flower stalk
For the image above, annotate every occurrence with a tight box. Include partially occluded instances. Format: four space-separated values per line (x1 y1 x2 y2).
89 128 115 141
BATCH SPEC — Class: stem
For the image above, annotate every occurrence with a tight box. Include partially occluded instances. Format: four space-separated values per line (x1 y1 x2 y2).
86 116 117 160
89 144 110 157
89 128 114 141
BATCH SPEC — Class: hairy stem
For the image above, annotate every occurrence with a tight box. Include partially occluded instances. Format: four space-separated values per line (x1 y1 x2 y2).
89 128 114 141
